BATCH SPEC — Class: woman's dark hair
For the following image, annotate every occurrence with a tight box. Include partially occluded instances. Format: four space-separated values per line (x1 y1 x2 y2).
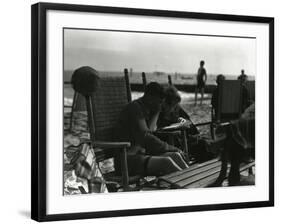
164 86 181 105
216 74 225 84
144 82 165 99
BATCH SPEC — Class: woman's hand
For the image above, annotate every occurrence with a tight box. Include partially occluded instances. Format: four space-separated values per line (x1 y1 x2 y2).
178 117 186 123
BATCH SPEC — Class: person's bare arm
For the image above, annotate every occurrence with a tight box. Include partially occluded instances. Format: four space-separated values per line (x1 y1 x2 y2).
135 113 181 154
135 112 160 133
136 118 150 133
147 111 160 131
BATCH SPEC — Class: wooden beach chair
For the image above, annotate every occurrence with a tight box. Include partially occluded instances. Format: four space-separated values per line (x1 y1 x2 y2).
158 121 255 189
211 80 243 139
204 80 255 186
90 74 135 191
245 80 255 103
71 68 143 192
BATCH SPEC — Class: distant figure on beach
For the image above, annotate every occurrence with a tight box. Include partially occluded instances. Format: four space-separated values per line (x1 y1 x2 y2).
238 70 251 111
142 72 147 89
195 60 207 105
124 68 129 76
113 82 189 177
238 69 248 83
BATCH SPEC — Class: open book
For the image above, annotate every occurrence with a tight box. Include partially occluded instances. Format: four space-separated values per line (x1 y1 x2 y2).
157 120 191 131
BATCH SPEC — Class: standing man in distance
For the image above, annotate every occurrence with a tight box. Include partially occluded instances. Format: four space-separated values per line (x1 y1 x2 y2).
194 60 207 105
238 69 247 82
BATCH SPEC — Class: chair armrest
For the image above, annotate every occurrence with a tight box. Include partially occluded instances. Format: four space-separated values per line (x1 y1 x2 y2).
194 121 212 127
154 130 181 136
217 122 231 127
93 141 131 150
92 141 130 190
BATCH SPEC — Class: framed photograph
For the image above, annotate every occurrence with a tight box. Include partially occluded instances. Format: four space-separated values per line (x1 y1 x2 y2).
31 2 274 222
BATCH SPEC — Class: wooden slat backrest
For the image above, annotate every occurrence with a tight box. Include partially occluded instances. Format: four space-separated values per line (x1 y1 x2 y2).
245 80 255 101
91 76 130 141
217 80 242 120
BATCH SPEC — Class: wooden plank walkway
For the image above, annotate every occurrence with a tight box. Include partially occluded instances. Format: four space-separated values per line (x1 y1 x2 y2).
158 158 255 189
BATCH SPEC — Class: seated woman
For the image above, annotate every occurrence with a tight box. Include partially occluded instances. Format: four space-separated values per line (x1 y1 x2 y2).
157 86 216 162
157 86 199 135
113 82 189 177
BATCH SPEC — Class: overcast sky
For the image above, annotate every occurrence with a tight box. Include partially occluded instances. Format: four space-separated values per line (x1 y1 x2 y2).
64 29 256 76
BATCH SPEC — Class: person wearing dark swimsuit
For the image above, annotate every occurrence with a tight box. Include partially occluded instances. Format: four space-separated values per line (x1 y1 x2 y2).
195 60 207 105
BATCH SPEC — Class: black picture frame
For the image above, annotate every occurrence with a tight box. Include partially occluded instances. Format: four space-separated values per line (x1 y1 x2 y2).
31 2 274 222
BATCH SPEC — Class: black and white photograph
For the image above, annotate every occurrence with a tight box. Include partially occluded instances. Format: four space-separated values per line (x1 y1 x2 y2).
30 2 274 221
0 0 279 223
63 28 256 194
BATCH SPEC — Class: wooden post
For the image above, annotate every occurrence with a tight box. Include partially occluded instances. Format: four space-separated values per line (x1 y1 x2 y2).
210 108 216 140
238 80 243 117
217 81 223 121
124 69 132 102
168 75 172 85
120 148 129 190
142 72 147 91
181 129 189 163
69 91 78 131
